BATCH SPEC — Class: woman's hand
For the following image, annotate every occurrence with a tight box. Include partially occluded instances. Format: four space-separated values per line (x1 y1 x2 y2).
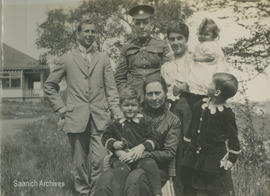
130 144 145 161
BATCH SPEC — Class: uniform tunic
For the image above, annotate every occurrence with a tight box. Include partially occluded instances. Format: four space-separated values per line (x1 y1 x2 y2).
115 37 172 98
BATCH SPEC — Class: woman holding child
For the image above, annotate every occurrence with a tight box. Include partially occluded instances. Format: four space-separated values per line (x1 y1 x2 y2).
94 76 181 196
161 20 241 196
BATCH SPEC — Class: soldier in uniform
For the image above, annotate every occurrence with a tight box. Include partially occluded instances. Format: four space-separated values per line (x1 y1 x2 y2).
114 4 173 100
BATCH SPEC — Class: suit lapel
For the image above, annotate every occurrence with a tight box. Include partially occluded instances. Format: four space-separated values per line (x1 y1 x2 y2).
72 49 89 77
88 52 100 76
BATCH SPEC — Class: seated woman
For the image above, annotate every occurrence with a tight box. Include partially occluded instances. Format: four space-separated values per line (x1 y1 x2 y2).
94 76 181 196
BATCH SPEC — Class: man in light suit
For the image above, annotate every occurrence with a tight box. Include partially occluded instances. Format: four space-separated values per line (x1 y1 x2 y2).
44 20 122 196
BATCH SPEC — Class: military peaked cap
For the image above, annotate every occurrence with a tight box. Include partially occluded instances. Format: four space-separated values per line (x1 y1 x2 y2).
129 5 154 19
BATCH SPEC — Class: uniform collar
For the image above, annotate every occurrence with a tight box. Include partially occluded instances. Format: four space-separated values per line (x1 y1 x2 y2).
201 97 228 115
133 35 153 46
119 113 144 124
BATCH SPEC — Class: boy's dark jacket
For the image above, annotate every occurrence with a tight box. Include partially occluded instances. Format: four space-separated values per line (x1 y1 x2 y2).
102 114 157 152
182 98 241 173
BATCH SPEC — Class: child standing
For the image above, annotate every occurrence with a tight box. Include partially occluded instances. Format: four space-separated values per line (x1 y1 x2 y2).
181 73 241 196
101 87 162 196
188 18 230 95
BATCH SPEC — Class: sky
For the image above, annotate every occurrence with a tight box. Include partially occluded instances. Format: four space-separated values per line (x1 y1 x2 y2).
2 0 270 101
2 0 80 58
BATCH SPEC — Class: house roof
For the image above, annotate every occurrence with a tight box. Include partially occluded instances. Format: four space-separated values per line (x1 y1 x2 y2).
1 43 43 70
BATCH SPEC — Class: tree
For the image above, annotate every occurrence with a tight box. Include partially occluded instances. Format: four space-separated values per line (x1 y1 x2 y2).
36 0 192 61
36 9 72 57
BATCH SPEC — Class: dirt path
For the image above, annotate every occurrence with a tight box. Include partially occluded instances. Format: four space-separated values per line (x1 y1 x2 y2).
0 116 48 138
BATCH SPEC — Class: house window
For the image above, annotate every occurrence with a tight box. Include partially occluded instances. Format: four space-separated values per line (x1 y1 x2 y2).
1 78 10 88
0 71 21 89
11 78 21 88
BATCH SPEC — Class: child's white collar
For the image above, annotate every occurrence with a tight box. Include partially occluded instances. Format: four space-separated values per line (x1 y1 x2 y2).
119 113 144 124
201 98 228 114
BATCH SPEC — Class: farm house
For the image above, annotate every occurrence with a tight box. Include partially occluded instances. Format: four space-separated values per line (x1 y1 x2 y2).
1 43 48 100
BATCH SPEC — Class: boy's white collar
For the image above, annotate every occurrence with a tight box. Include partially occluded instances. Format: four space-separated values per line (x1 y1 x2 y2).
119 113 144 124
201 98 228 114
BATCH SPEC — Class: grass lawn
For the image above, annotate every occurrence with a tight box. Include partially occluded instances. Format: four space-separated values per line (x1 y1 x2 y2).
1 101 52 119
1 100 269 196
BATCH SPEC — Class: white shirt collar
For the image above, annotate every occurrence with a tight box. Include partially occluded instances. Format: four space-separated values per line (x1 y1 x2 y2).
78 42 96 54
78 44 87 54
119 113 144 124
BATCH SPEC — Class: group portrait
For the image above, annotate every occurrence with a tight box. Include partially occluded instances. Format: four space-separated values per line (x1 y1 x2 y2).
1 0 270 196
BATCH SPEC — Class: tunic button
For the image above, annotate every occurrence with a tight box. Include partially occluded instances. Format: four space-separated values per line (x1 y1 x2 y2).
200 117 203 121
197 129 200 134
196 150 200 154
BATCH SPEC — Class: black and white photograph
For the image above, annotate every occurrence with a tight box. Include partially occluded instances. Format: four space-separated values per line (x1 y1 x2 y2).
1 0 270 196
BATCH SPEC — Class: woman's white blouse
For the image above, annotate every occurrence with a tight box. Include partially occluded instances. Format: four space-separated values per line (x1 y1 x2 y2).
161 51 192 99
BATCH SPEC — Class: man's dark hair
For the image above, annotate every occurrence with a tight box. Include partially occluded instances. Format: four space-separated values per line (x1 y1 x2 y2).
167 22 189 40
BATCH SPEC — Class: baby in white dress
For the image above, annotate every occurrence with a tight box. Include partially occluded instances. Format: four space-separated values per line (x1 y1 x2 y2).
188 18 230 95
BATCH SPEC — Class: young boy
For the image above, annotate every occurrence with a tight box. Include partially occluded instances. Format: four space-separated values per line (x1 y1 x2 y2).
181 72 241 196
101 87 162 196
